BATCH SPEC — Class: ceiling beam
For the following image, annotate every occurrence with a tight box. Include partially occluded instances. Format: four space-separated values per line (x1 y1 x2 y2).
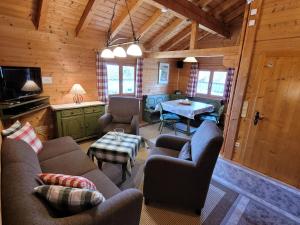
189 21 199 49
146 46 239 58
137 9 162 39
212 0 241 19
160 25 191 51
145 18 186 50
110 0 144 39
34 0 49 30
147 0 229 37
76 0 99 36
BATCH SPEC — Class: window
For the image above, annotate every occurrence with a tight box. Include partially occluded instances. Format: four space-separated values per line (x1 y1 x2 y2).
196 70 227 97
107 64 135 95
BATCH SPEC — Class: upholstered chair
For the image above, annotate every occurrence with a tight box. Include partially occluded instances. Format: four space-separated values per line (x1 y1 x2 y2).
143 121 223 214
98 96 140 136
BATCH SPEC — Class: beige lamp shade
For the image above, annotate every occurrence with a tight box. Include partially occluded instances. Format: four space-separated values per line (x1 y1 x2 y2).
70 84 86 95
183 57 198 63
21 80 41 92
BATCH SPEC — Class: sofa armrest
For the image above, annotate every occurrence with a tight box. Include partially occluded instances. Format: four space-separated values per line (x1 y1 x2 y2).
55 189 143 225
130 114 139 135
98 113 113 133
155 134 190 151
144 155 197 198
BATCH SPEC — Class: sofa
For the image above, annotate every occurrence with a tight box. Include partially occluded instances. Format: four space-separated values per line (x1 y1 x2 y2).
98 96 140 135
143 121 223 214
1 136 143 225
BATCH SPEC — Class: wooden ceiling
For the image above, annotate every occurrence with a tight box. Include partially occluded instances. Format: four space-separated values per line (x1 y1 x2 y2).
0 0 246 51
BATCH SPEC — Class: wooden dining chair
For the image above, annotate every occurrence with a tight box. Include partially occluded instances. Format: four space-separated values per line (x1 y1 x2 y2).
158 102 180 134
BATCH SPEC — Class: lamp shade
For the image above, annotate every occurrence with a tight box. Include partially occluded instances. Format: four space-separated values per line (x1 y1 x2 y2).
183 57 198 63
101 48 115 58
127 43 142 57
21 80 41 92
113 46 127 57
70 84 86 95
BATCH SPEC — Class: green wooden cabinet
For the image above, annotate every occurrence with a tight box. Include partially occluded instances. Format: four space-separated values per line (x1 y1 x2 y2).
52 103 105 141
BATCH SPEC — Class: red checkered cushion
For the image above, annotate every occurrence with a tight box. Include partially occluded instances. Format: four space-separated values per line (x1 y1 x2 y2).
38 173 97 191
7 122 43 154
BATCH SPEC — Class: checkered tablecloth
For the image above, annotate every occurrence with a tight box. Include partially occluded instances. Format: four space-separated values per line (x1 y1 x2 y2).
88 132 142 175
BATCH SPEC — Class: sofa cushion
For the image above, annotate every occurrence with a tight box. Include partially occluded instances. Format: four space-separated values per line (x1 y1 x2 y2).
1 139 41 171
34 185 105 213
149 147 180 158
103 123 133 134
40 150 97 175
7 122 43 154
112 115 132 124
178 141 192 160
1 120 22 136
38 136 81 162
38 173 97 190
81 169 121 199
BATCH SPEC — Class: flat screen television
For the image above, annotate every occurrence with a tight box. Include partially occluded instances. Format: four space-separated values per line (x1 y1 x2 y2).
0 66 43 102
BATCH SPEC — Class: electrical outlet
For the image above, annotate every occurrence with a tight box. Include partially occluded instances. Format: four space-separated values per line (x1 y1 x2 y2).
250 8 257 16
249 20 256 26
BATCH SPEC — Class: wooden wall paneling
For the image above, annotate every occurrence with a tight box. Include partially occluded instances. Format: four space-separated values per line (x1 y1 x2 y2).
223 0 263 159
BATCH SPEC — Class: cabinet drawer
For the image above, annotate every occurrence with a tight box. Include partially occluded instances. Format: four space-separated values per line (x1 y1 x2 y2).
84 106 104 114
61 108 83 117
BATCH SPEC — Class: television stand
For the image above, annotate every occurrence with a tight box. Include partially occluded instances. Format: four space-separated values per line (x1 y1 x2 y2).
0 96 50 120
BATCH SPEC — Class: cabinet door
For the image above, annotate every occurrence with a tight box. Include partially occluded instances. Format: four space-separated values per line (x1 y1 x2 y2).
62 115 85 140
85 113 100 137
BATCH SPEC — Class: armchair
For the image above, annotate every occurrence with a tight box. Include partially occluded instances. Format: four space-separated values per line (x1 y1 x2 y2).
98 96 140 135
143 121 223 214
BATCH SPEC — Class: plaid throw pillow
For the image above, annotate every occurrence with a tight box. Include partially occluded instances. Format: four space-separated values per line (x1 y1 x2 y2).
34 185 105 213
7 122 43 154
1 120 22 136
38 173 97 190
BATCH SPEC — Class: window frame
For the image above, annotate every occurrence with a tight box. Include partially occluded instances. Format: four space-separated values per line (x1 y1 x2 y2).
196 69 228 99
106 62 136 96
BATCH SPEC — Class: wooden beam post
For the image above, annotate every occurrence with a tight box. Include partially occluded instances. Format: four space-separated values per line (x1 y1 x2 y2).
190 21 199 49
34 0 49 30
145 0 229 37
75 0 99 36
138 9 162 39
223 0 264 159
110 0 144 39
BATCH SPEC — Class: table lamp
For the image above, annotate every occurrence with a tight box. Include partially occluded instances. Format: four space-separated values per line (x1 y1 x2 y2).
70 84 86 104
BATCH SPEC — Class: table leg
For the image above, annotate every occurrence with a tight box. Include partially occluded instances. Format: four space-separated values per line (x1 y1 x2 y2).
98 159 103 170
187 118 191 135
122 163 127 182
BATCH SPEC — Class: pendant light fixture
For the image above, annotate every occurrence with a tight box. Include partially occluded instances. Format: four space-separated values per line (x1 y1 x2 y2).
100 0 142 58
183 57 198 63
125 0 142 57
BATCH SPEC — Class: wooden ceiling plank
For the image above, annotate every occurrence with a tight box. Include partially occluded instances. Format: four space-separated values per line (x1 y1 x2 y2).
35 0 49 30
178 31 210 50
160 25 192 51
110 0 144 39
75 0 100 37
212 0 241 19
145 0 229 37
146 46 239 58
224 3 246 23
137 9 162 39
145 18 185 49
190 21 199 49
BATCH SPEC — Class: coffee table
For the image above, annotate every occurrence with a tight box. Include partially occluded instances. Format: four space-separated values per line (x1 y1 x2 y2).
87 132 142 182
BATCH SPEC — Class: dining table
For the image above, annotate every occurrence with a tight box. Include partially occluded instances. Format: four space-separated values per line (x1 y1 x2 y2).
158 99 214 135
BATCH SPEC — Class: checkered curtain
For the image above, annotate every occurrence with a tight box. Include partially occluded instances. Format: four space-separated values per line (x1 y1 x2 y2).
96 52 108 104
224 68 235 103
186 63 199 97
136 58 143 99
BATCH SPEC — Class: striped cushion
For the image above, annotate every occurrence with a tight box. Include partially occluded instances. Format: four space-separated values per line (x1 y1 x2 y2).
38 173 97 190
1 120 22 136
7 122 43 154
34 185 105 213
